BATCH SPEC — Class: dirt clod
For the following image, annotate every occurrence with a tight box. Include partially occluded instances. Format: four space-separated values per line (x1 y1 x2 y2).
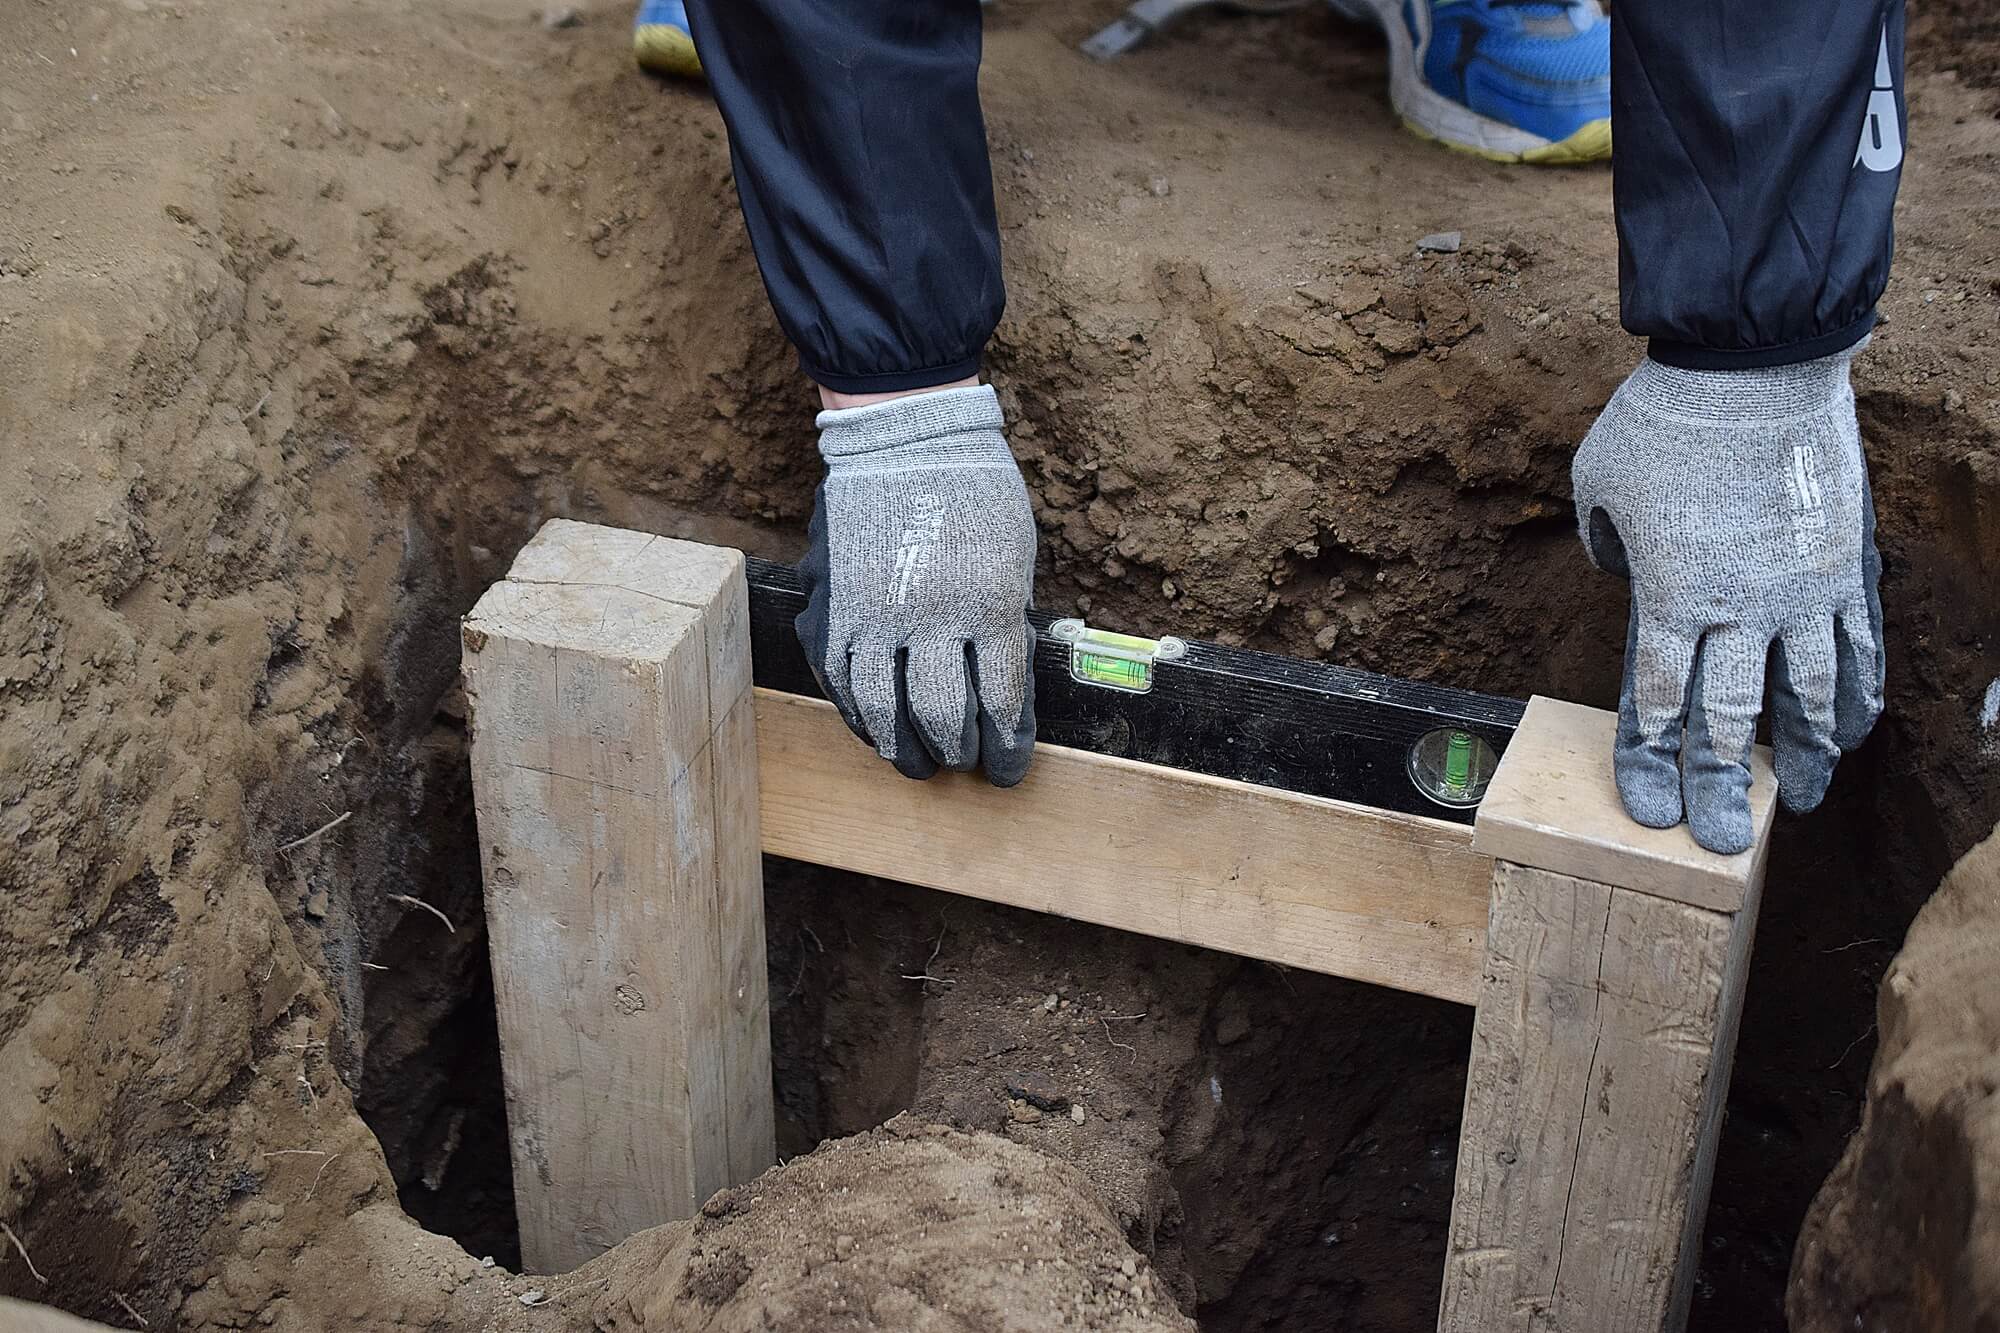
1789 822 2000 1333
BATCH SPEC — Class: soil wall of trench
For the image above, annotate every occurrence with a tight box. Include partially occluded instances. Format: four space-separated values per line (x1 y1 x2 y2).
2 1 1998 1330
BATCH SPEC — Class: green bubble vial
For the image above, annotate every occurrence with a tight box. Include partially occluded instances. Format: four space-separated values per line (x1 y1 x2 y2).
1048 619 1185 695
1408 726 1498 809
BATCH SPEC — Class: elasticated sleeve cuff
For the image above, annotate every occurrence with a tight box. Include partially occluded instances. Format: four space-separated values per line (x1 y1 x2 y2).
803 350 988 397
1645 311 1878 374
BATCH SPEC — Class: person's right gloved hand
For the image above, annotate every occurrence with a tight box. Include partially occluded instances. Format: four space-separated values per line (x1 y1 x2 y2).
795 384 1038 787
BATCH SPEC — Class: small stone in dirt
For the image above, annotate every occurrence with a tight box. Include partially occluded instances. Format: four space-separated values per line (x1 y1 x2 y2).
1417 230 1462 253
1121 1256 1138 1277
518 1289 549 1306
1041 992 1059 1013
1313 625 1341 655
1148 176 1171 197
1070 1104 1087 1124
1008 1098 1043 1124
541 6 582 29
305 888 328 919
1294 279 1340 308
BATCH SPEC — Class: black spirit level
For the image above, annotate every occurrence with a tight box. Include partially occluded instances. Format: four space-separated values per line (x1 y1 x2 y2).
745 558 1522 824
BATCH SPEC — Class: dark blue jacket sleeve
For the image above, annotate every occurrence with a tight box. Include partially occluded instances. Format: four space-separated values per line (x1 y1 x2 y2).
690 0 1906 385
1613 0 1906 369
683 0 1002 394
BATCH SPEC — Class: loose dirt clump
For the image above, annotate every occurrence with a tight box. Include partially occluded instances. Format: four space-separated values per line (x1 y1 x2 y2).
1 0 1997 1330
1788 822 2000 1333
7 1123 1194 1333
586 1118 1197 1332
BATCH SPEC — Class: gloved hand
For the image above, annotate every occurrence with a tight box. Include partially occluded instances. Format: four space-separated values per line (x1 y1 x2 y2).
1572 350 1885 855
795 384 1038 786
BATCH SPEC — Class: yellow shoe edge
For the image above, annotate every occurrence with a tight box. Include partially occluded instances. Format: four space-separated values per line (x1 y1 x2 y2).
1401 116 1611 166
635 25 703 80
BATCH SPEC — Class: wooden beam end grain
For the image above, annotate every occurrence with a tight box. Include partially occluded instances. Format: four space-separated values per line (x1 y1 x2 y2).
1472 696 1775 912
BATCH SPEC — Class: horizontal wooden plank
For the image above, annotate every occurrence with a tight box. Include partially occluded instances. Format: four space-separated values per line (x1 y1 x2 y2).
755 689 1491 1006
1472 696 1775 913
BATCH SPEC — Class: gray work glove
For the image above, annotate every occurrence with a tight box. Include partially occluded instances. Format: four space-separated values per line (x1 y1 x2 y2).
795 384 1038 786
1572 351 1885 855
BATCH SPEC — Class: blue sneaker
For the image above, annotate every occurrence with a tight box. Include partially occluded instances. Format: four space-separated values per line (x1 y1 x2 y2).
1328 0 1610 164
635 0 702 79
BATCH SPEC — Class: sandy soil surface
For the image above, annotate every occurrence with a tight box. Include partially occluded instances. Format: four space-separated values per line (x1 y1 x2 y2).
0 0 1996 1329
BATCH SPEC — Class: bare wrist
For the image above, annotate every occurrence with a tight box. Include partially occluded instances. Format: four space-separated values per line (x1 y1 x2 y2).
817 374 980 413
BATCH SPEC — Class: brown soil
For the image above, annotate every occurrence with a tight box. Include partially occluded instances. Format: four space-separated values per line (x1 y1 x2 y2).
0 0 1996 1330
6 1121 1198 1333
1788 822 2000 1333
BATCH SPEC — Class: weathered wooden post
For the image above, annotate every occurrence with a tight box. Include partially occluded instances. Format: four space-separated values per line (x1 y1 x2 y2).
1441 696 1776 1333
461 520 774 1272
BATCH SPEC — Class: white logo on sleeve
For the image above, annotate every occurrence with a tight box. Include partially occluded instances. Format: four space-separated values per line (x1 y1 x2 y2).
1854 25 1902 173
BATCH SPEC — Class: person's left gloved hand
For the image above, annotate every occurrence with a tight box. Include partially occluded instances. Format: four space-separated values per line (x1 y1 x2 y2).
1571 350 1885 855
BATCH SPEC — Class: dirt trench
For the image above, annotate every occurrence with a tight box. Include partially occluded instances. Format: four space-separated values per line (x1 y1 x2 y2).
1 0 1997 1330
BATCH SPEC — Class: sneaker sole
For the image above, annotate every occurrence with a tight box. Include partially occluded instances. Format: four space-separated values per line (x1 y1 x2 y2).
1329 0 1610 165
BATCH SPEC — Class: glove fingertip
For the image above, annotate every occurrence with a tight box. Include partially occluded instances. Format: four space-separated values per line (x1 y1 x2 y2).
970 629 1037 789
1773 752 1835 816
906 641 979 772
977 678 1036 788
1831 690 1884 753
1613 673 1684 829
885 653 939 781
1615 760 1685 830
1688 811 1755 857
1684 774 1756 853
1683 679 1757 856
886 744 940 782
981 735 1034 789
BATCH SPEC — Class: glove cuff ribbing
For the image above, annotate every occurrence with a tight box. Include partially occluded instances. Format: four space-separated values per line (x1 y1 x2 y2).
815 384 1013 469
1624 349 1856 426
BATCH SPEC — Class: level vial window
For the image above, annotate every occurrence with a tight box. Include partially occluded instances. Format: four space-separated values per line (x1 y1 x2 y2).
1408 727 1498 809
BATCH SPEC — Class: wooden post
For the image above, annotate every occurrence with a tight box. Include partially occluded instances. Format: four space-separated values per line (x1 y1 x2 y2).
461 520 774 1273
1441 697 1776 1333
